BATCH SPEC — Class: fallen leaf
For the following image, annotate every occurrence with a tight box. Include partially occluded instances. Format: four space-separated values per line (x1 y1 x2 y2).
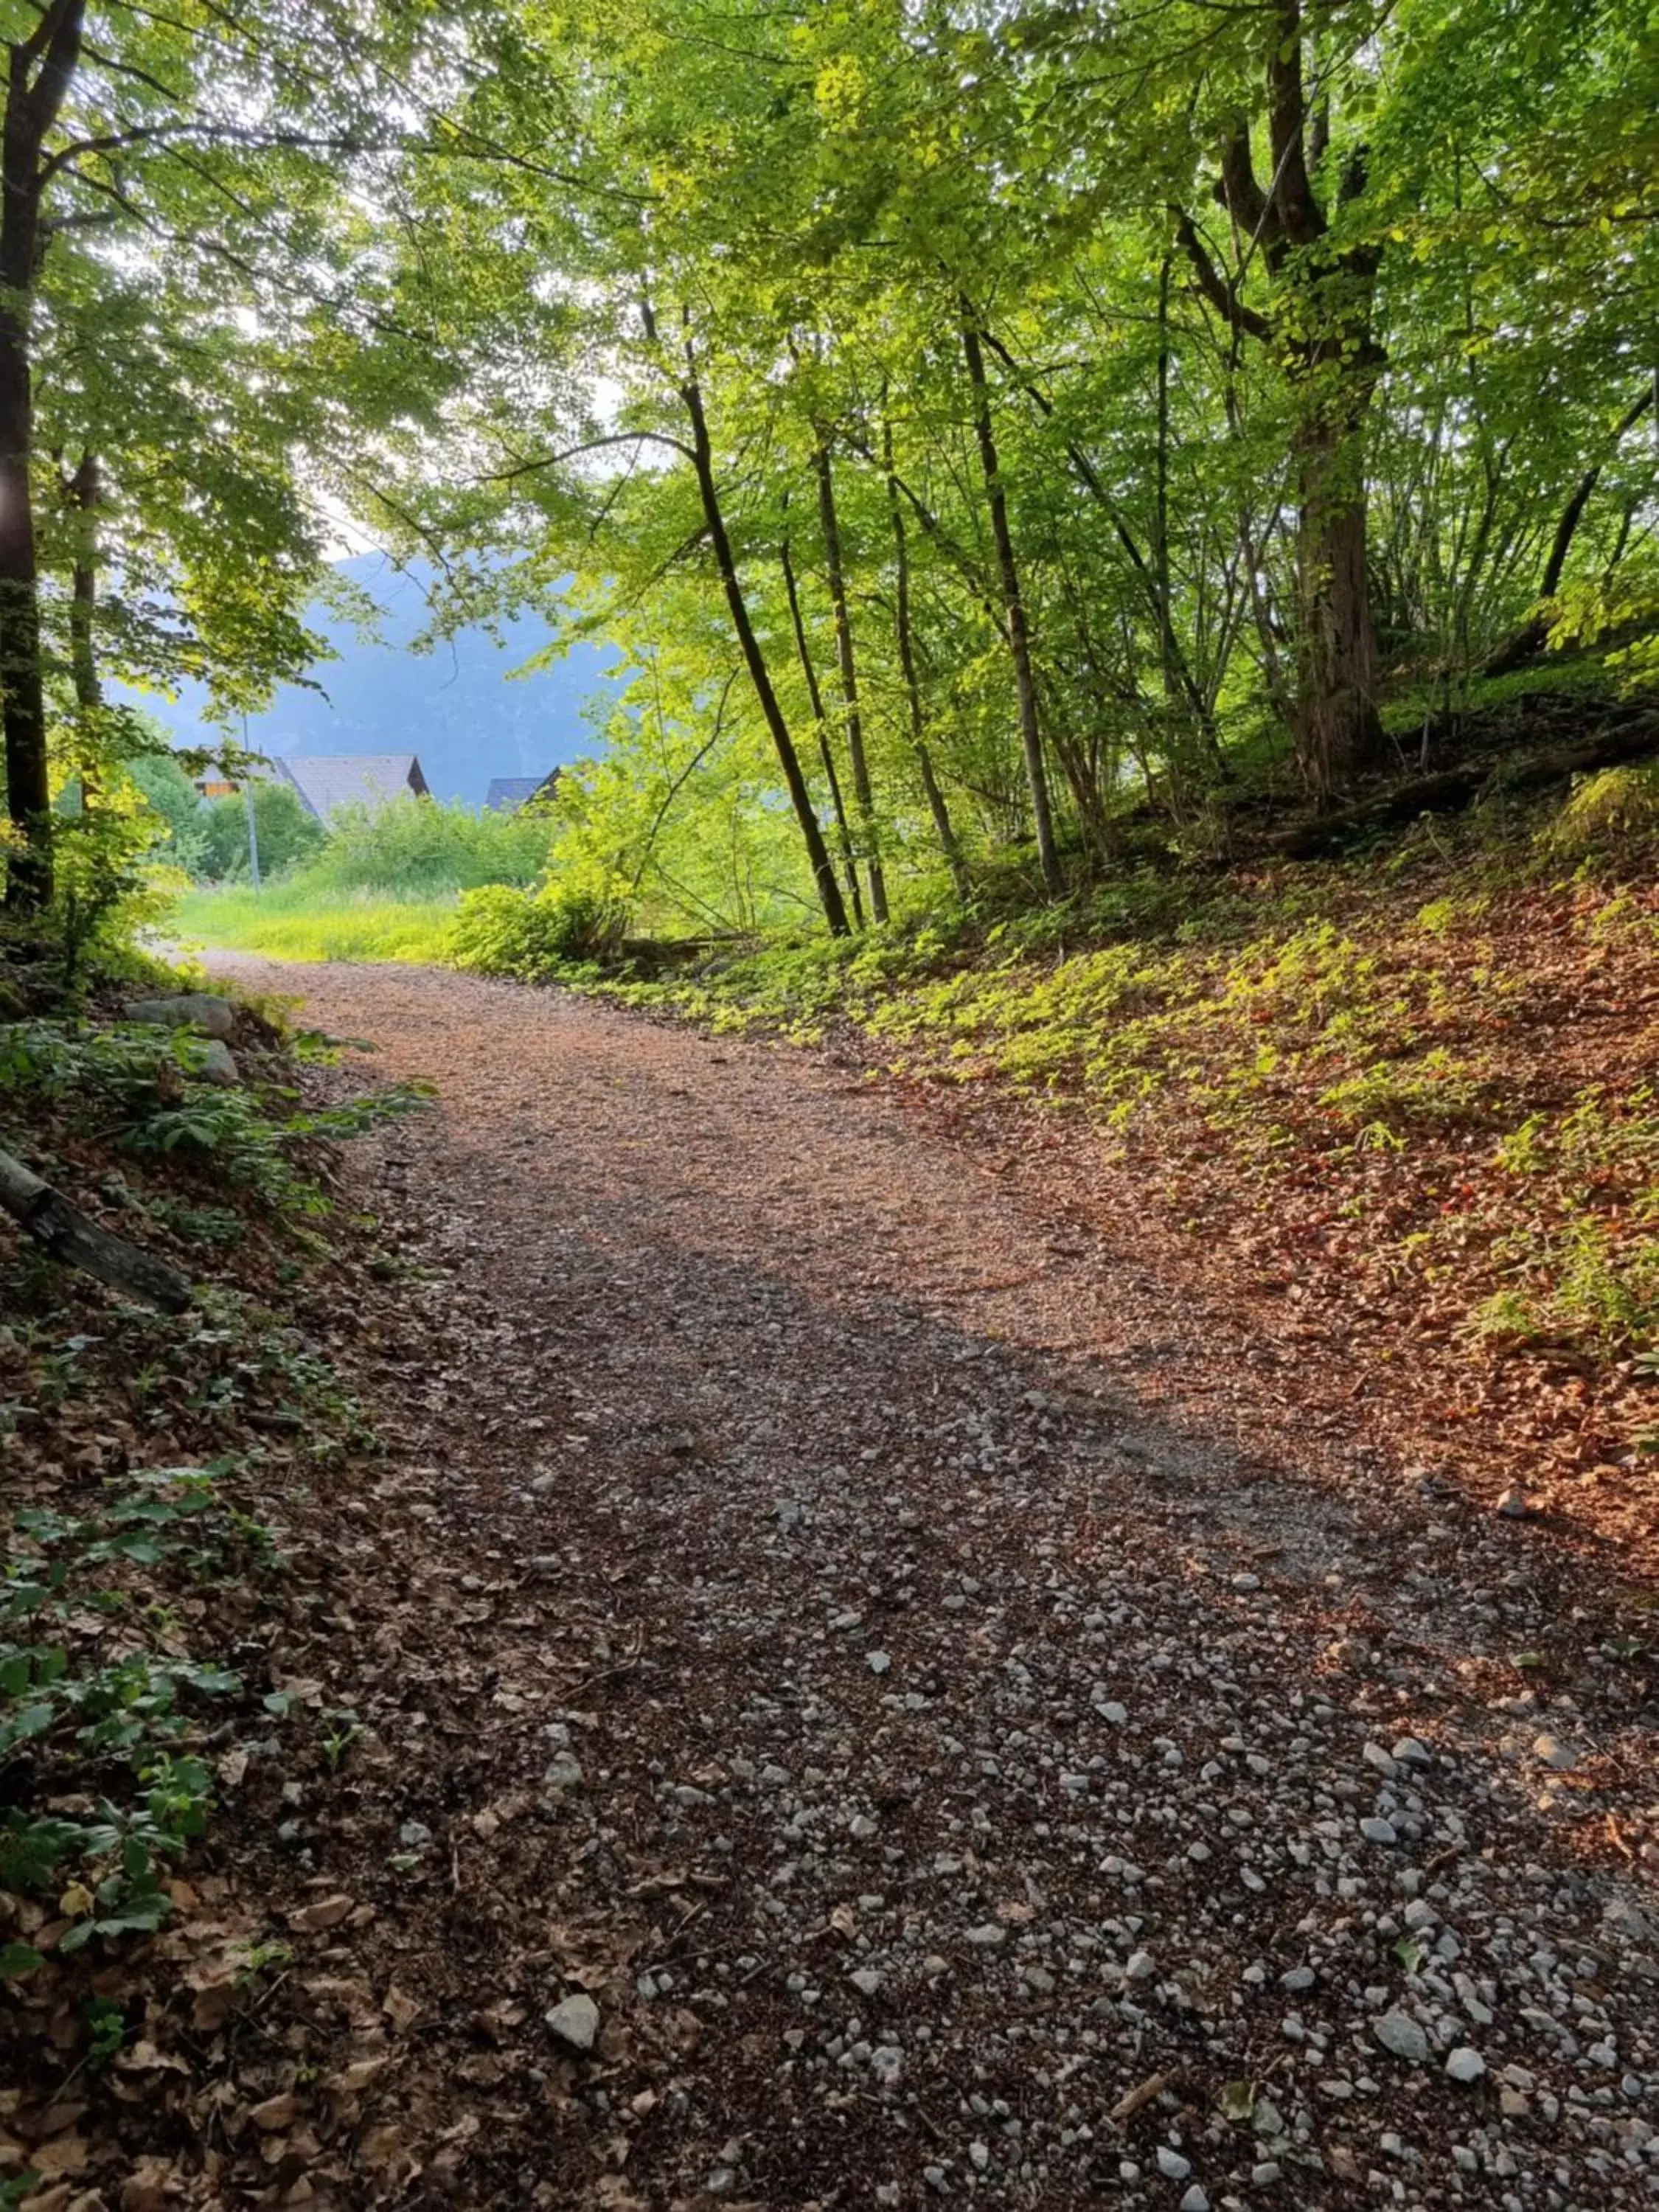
287 1896 352 1934
248 2093 299 2132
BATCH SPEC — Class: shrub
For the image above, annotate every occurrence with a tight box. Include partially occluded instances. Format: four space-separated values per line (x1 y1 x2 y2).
198 782 324 882
304 795 555 898
1544 763 1659 862
449 874 630 979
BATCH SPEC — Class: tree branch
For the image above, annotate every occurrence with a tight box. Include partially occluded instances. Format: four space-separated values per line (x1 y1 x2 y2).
1172 209 1272 342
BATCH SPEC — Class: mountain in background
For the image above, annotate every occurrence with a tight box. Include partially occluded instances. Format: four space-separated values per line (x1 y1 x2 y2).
138 554 619 807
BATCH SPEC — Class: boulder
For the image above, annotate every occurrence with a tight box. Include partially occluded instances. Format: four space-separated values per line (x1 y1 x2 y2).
193 1040 241 1087
124 992 237 1040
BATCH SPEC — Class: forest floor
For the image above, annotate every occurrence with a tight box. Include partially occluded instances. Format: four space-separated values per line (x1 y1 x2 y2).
6 953 1659 2211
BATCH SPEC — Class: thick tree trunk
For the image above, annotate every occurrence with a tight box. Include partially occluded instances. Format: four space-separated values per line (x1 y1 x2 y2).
812 436 887 924
0 1144 193 1311
1295 422 1385 788
678 356 850 937
0 0 87 914
779 524 864 928
884 418 970 902
960 305 1062 897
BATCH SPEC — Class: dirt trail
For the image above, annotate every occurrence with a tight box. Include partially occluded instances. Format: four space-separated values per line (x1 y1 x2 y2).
212 957 1659 2211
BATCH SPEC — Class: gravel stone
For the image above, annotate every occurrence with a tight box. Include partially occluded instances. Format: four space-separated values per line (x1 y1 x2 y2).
1372 2011 1431 2064
545 1994 599 2053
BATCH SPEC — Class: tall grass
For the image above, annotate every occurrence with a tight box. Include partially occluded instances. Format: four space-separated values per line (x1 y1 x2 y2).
172 795 559 964
172 883 458 964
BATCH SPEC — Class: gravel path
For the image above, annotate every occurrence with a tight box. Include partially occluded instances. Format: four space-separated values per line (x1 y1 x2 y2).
212 956 1659 2211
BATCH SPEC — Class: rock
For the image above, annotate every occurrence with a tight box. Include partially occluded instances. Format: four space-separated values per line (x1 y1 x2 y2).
546 1994 600 2053
1360 1818 1398 1846
867 1650 891 1675
1495 1484 1530 1518
1124 1949 1157 1980
1444 2046 1486 2084
189 1038 240 1085
1279 1966 1315 1992
1363 1742 1399 1777
1155 2147 1192 2181
1179 2191 1210 2212
1391 1736 1433 1767
125 991 236 1039
1373 2012 1431 2065
1252 2164 1281 2188
849 1967 883 1997
1531 1733 1576 1771
965 1922 1006 1947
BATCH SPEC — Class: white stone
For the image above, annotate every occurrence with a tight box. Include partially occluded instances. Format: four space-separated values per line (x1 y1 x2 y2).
546 1994 599 2053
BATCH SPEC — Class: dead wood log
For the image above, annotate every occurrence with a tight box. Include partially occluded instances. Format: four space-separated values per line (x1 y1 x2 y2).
1275 712 1659 858
0 1144 192 1312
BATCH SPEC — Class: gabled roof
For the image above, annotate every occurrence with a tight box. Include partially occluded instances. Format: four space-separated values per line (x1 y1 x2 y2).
484 768 563 815
276 754 428 821
484 777 546 814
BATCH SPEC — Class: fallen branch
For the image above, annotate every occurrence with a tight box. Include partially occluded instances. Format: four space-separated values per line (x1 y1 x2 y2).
0 1144 192 1312
1275 712 1659 858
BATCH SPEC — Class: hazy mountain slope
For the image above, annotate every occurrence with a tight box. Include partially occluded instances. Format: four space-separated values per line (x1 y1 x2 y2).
139 554 618 806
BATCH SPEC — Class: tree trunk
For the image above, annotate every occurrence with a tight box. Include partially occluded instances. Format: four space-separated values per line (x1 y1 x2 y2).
812 434 887 923
0 0 87 914
780 521 864 928
67 449 101 713
884 415 970 901
1483 383 1656 678
678 351 850 937
0 1143 193 1312
1295 419 1384 787
65 447 101 807
960 303 1062 897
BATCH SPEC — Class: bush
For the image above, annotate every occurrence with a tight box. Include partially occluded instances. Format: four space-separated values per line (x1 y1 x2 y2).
304 795 555 898
449 876 630 979
125 754 209 875
1545 763 1659 862
198 783 324 883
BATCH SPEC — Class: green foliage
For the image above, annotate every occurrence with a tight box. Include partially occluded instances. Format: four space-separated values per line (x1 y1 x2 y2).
0 1467 274 1956
1544 764 1659 863
449 873 632 979
197 781 325 883
171 883 459 964
0 1015 432 1217
303 795 556 898
125 750 209 875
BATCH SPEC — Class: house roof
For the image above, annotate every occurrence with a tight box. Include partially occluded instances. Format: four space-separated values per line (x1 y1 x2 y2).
276 754 427 821
484 768 563 815
484 777 546 814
